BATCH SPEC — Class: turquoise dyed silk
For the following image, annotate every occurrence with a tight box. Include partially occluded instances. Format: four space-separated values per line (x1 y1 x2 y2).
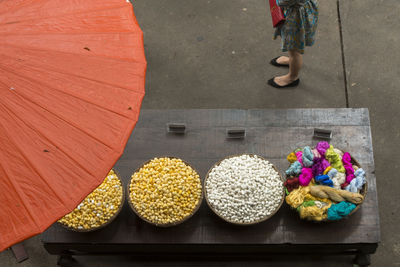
327 201 357 220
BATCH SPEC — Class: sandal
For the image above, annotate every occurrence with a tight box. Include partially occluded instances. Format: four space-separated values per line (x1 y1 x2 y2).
268 77 300 88
270 56 289 68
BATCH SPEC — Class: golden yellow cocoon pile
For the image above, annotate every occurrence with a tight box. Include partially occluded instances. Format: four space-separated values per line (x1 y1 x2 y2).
129 157 202 225
58 170 123 230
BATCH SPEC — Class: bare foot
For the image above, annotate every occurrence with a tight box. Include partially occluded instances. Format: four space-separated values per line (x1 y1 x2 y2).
276 56 289 65
274 74 298 86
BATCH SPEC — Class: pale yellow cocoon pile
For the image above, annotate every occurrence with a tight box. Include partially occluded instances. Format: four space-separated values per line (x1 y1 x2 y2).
129 157 202 225
58 170 123 230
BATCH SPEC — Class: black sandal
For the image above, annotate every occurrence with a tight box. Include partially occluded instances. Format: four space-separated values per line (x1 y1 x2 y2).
270 56 289 68
268 77 300 88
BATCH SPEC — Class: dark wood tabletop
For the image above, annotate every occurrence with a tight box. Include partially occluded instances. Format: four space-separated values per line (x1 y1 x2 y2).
42 109 380 265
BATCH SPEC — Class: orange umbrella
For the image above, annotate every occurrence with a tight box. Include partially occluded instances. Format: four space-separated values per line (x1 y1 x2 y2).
0 0 146 250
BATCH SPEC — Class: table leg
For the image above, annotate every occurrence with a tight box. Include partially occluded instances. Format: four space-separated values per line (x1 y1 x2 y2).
57 253 76 266
354 253 371 267
10 243 29 263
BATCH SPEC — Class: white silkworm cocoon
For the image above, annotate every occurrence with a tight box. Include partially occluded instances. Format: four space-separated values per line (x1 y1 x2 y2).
206 155 284 224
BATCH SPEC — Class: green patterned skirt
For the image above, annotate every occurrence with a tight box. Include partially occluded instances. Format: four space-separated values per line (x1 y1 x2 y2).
275 0 319 54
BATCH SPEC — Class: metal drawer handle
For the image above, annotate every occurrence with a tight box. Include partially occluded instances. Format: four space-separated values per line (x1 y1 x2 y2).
226 128 246 139
167 123 186 134
313 128 332 140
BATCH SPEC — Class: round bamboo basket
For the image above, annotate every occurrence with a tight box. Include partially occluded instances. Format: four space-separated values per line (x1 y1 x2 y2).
127 157 203 227
58 169 125 232
284 149 368 221
204 154 285 226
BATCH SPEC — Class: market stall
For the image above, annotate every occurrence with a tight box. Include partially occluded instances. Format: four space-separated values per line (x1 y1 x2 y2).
42 109 380 267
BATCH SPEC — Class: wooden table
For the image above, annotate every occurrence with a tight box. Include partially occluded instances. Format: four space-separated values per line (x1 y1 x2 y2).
42 109 380 266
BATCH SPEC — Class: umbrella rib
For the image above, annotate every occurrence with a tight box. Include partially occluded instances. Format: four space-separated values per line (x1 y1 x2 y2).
0 94 131 224
0 40 147 65
56 63 145 94
0 120 48 233
0 31 143 36
0 3 130 27
0 49 146 95
0 63 143 121
0 91 120 168
0 102 104 215
0 31 146 63
0 0 38 18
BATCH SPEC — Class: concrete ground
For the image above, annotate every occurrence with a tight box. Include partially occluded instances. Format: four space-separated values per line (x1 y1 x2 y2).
1 0 399 266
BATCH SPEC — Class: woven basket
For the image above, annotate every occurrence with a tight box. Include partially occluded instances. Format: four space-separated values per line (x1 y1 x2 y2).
285 149 368 221
127 157 203 227
204 154 285 226
58 169 125 232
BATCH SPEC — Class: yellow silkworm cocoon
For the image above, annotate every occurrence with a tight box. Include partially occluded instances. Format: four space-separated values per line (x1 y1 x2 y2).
129 157 202 225
58 170 123 230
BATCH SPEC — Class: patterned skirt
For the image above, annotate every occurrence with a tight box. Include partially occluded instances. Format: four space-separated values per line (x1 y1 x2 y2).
275 0 319 54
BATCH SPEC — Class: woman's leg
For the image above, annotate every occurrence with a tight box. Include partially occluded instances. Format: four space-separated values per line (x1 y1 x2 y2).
274 50 302 86
288 49 302 79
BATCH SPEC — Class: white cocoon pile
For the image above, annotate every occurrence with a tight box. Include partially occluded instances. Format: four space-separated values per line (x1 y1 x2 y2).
206 155 283 224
